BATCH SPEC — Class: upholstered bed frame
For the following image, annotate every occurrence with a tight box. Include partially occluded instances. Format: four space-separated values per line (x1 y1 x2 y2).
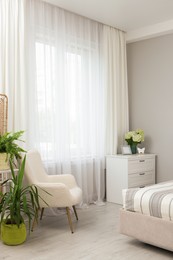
119 209 173 252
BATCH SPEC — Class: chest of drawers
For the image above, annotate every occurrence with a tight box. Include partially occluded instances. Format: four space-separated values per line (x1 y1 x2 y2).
106 154 156 204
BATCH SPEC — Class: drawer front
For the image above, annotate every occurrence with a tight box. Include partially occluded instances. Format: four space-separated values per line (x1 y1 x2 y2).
128 171 155 188
128 158 154 174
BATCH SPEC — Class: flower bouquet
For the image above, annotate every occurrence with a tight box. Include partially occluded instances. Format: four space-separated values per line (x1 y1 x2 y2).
125 129 144 154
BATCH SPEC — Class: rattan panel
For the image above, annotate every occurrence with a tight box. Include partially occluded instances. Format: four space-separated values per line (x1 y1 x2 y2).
0 94 8 135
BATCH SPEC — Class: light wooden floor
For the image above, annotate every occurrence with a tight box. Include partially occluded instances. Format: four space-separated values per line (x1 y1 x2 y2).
1 203 173 260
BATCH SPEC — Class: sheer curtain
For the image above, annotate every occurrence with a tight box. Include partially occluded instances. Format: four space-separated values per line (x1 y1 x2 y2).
0 0 129 205
26 0 105 205
0 0 27 133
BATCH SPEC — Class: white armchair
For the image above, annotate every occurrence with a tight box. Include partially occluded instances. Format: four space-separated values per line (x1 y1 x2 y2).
24 149 82 233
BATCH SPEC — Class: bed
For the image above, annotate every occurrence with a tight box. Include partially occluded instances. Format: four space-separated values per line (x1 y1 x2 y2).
119 181 173 251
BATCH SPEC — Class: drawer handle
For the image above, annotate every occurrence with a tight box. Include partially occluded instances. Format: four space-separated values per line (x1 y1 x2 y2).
140 186 145 188
139 173 145 175
139 160 145 162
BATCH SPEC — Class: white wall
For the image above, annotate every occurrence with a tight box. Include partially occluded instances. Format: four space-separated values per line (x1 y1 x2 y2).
127 33 173 183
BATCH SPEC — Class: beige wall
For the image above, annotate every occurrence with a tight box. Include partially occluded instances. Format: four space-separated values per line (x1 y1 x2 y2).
127 33 173 183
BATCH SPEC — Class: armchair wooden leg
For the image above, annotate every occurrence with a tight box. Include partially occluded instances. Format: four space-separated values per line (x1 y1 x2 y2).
31 208 39 232
66 207 74 233
40 208 44 220
31 217 36 232
72 205 78 221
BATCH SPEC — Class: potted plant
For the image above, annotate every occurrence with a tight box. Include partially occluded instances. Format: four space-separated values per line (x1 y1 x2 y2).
125 129 144 154
0 131 26 170
0 156 40 245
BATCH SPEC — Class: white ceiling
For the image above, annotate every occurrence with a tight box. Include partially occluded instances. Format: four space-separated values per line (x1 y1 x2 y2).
44 0 173 42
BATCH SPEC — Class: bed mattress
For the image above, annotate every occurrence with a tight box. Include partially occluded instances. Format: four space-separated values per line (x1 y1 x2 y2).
122 180 173 221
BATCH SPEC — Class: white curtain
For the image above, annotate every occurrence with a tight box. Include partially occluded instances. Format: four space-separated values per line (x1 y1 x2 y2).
26 0 106 205
103 26 129 155
0 0 129 205
0 0 27 133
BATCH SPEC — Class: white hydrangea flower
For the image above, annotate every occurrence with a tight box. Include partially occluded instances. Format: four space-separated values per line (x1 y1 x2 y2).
125 131 134 139
132 133 142 142
125 129 144 144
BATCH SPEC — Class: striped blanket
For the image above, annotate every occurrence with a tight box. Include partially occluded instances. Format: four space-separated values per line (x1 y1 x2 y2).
122 181 173 221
